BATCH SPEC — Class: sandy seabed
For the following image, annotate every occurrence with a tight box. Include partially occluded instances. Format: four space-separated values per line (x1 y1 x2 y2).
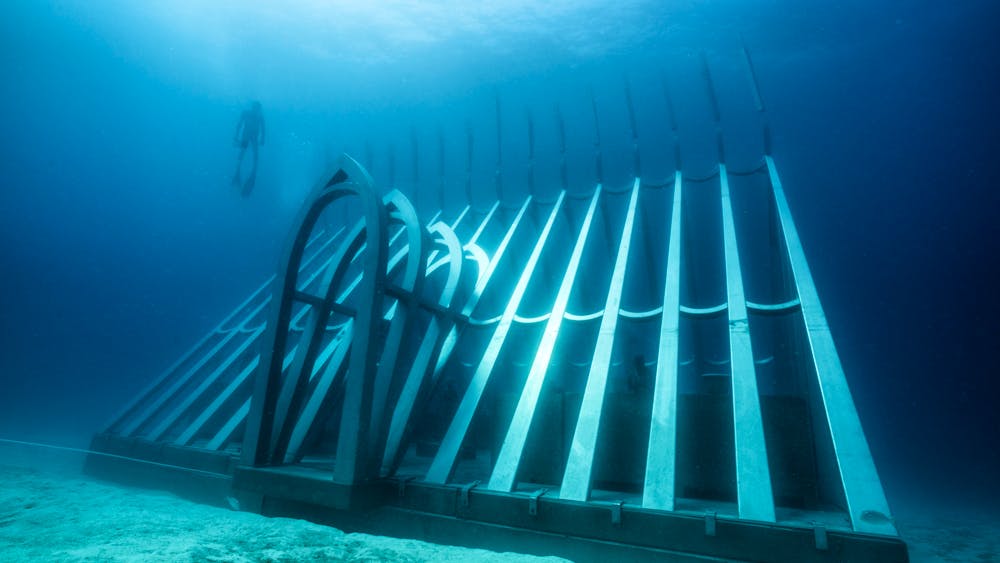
0 465 567 563
0 463 996 562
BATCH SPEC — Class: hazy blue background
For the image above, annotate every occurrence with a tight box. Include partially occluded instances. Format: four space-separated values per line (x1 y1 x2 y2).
1 0 997 512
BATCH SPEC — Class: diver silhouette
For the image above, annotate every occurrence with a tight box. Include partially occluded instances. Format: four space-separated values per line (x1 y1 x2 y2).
232 101 265 196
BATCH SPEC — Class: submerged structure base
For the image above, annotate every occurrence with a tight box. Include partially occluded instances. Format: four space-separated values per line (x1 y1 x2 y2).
87 433 907 563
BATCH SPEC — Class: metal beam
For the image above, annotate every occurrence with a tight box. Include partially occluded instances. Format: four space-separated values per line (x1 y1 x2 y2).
102 229 333 435
643 170 683 510
624 77 641 178
489 186 602 492
720 164 776 522
241 164 365 467
120 329 241 438
210 210 438 457
282 322 353 463
590 88 604 185
380 222 465 475
174 356 258 446
367 193 427 471
147 326 266 441
207 398 250 451
426 192 565 484
556 105 568 191
182 224 350 448
765 156 895 535
269 221 367 462
432 198 521 378
332 161 391 485
494 93 503 201
561 178 640 501
526 110 536 196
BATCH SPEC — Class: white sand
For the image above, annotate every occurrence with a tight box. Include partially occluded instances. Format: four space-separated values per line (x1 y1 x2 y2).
0 464 568 563
895 507 999 563
2 461 997 562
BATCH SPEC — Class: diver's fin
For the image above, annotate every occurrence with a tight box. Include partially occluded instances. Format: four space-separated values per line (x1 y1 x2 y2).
241 174 256 197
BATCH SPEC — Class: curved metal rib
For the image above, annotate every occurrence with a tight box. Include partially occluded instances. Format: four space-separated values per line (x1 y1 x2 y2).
381 222 466 475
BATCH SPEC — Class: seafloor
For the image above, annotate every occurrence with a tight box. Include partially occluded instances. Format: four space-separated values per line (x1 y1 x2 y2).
0 456 995 562
0 462 567 563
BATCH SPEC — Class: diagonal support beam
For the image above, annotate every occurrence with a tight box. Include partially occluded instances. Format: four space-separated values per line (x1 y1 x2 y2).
103 229 336 435
426 192 566 484
561 178 640 501
488 187 602 492
146 326 265 441
282 321 353 463
643 170 683 510
379 223 465 475
432 198 518 378
720 164 775 522
174 355 257 446
269 220 367 462
765 156 895 535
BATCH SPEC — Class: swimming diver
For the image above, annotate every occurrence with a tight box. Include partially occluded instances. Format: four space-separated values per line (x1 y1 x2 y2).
232 100 265 196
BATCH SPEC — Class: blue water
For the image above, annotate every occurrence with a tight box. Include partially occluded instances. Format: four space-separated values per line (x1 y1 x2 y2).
1 0 998 517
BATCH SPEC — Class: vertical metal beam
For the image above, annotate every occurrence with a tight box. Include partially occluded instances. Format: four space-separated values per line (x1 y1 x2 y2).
489 187 602 492
388 144 397 188
660 71 678 133
281 225 428 462
465 123 474 205
242 160 376 468
765 156 896 535
589 88 604 185
561 178 640 501
660 71 682 171
643 170 683 510
624 76 641 178
438 128 446 212
701 53 721 125
526 109 536 196
367 195 427 469
333 158 390 485
411 128 420 211
494 92 504 202
426 192 565 484
268 221 366 462
720 164 776 522
555 105 568 191
740 35 766 114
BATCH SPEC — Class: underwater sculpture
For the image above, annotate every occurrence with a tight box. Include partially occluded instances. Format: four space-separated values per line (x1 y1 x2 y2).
90 53 908 562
